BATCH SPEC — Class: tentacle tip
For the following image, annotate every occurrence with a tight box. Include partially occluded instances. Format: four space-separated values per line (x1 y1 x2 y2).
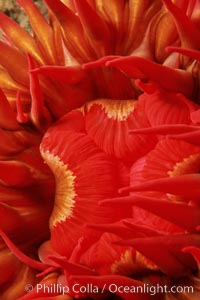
30 68 40 74
105 60 114 67
98 199 111 206
82 64 88 70
118 188 123 194
118 187 130 194
165 46 172 53
165 46 181 54
182 247 193 254
135 79 157 94
16 114 29 124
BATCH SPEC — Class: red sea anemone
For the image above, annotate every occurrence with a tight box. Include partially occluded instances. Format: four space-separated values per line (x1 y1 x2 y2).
1 0 200 299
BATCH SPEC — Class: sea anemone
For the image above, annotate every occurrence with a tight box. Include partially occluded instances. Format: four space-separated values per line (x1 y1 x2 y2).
1 0 200 299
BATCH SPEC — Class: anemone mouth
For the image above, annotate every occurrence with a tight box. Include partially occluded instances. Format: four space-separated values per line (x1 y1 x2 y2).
40 149 76 228
167 153 200 178
85 99 136 121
